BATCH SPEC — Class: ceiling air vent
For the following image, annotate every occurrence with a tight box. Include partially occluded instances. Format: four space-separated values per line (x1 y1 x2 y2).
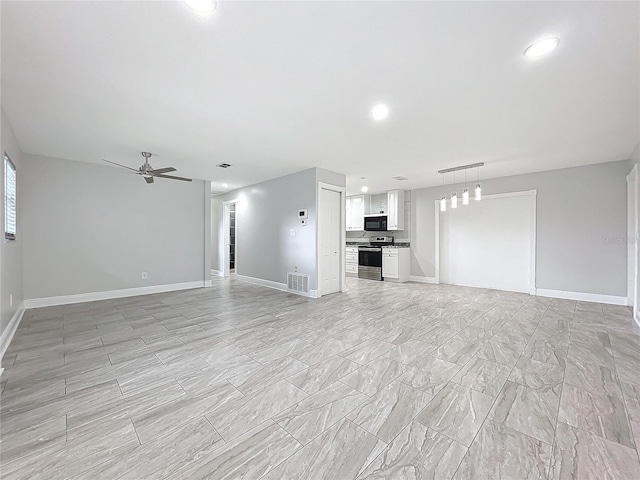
216 163 232 168
393 176 408 181
287 272 310 295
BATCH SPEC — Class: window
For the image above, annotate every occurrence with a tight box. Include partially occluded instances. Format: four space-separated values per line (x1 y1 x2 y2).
4 153 16 240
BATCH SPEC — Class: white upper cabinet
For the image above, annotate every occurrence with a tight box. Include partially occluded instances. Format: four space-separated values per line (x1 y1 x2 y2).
346 194 370 231
387 190 405 230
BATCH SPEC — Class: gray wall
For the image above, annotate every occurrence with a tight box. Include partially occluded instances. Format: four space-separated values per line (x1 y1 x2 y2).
632 142 640 164
212 168 346 291
1 108 24 333
317 167 346 188
410 160 632 296
22 154 209 299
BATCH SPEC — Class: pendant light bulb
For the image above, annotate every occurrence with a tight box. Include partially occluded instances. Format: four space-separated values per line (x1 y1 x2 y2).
451 192 458 209
440 195 447 212
475 183 482 201
462 187 469 205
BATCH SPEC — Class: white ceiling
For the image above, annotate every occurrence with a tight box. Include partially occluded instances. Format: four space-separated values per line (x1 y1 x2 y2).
2 1 638 195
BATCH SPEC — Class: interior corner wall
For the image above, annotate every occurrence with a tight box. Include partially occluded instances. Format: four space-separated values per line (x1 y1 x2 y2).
213 168 320 290
410 159 631 297
316 167 347 188
1 108 25 335
22 154 209 300
210 194 222 272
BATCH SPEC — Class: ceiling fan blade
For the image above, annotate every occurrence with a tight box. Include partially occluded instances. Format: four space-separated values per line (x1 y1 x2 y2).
103 159 139 172
144 176 154 184
151 167 177 174
155 174 192 182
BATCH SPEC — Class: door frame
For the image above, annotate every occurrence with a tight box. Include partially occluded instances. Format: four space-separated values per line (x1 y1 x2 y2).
627 164 638 310
222 199 238 278
316 182 346 297
434 189 537 295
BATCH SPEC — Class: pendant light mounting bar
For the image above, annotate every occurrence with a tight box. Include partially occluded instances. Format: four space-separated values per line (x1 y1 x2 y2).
437 162 484 174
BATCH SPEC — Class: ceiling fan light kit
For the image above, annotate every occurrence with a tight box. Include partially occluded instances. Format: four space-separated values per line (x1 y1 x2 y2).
103 152 193 184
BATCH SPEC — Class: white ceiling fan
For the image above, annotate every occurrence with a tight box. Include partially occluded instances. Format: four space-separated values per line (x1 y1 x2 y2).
103 152 192 184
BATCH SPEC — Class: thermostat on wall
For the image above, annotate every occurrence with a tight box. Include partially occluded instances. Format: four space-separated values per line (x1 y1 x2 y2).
298 209 308 219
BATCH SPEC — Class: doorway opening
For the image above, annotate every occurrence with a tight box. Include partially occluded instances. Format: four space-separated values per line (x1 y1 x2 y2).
229 203 236 274
222 200 237 277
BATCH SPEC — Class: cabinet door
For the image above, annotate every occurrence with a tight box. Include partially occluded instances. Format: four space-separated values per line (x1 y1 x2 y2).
382 254 399 278
351 196 364 231
346 197 352 231
387 191 397 229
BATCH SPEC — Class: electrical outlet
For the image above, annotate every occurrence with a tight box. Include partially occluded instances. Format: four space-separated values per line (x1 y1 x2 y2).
9 294 12 307
289 229 296 237
141 272 148 280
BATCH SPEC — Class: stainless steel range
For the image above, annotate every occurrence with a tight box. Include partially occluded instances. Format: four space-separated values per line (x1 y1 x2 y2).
358 236 394 281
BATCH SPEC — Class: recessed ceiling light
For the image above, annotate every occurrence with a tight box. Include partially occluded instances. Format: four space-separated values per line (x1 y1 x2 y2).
524 37 559 58
361 186 369 193
371 104 389 121
185 0 216 16
222 183 228 188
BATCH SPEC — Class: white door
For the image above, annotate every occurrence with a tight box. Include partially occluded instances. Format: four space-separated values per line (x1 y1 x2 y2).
439 192 535 293
319 187 342 295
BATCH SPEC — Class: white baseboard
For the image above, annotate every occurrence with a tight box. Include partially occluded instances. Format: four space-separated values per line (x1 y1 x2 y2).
535 288 628 306
235 274 319 299
1 302 25 361
634 309 640 328
24 281 208 309
235 274 288 293
409 275 438 284
210 269 223 277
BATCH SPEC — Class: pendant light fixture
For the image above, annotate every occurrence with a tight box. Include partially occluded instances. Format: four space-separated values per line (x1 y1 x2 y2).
475 165 482 201
440 173 447 211
450 171 457 208
437 162 484 212
462 169 469 205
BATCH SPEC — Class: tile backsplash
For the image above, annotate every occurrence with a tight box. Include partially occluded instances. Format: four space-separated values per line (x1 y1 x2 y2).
369 194 387 214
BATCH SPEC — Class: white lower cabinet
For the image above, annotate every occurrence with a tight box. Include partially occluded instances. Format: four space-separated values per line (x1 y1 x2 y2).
346 246 359 277
382 247 410 282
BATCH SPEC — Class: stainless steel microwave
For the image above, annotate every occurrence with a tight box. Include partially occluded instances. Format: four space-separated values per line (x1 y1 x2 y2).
364 215 388 231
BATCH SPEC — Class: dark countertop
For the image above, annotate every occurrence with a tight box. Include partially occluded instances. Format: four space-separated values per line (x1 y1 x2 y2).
347 242 410 248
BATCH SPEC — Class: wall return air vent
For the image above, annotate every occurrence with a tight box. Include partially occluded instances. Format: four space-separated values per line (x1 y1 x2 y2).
287 272 310 295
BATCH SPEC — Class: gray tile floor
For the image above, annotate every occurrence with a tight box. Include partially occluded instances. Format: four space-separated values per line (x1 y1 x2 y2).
2 276 640 479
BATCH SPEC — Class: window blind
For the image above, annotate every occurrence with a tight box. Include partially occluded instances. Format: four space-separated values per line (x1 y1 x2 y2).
5 154 16 240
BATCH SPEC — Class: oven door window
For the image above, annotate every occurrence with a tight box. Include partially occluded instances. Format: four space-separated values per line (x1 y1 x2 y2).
359 250 382 268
